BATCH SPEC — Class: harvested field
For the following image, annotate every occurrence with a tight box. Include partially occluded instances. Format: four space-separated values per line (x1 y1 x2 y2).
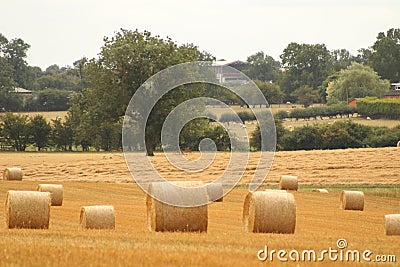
0 147 398 186
0 181 398 266
0 147 399 266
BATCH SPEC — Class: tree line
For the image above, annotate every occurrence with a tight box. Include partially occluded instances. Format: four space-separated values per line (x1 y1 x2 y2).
1 28 399 154
251 120 400 151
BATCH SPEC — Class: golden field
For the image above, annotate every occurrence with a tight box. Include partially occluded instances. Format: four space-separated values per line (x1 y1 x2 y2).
0 148 399 266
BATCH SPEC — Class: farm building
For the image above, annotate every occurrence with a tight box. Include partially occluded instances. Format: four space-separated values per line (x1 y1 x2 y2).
384 83 400 99
348 98 362 107
213 60 249 85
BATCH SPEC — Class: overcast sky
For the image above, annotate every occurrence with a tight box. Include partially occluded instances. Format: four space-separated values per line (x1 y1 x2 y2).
1 0 399 69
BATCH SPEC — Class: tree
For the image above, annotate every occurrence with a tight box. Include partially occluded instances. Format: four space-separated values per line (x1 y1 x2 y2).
326 62 390 103
0 35 31 88
0 113 30 151
29 115 51 151
291 85 320 107
71 29 214 155
244 52 281 82
331 49 357 72
367 28 400 82
253 80 284 104
51 117 73 151
279 43 333 101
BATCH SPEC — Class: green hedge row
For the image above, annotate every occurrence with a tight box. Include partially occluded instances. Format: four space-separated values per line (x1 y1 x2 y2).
276 105 357 120
357 98 400 119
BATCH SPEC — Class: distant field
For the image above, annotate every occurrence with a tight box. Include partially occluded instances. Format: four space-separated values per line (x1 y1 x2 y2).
0 147 399 266
17 111 68 121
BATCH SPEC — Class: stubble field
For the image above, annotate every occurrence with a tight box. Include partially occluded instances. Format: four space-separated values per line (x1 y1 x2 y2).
0 147 399 266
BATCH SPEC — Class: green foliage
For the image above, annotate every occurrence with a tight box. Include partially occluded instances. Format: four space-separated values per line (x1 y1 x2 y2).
250 117 286 151
291 85 320 107
253 80 284 104
252 120 400 151
285 105 356 120
25 88 73 111
51 117 73 151
357 97 400 119
179 119 230 151
0 113 30 151
326 62 390 103
367 28 400 82
279 42 333 101
29 115 51 151
69 29 214 154
219 113 239 123
244 52 280 82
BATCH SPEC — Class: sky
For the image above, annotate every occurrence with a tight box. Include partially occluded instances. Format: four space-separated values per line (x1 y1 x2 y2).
1 0 399 70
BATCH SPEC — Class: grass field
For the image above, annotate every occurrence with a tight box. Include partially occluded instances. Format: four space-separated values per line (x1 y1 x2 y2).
0 148 399 266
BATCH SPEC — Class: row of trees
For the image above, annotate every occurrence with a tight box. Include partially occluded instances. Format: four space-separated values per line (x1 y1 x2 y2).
1 28 399 154
251 120 400 151
2 111 398 152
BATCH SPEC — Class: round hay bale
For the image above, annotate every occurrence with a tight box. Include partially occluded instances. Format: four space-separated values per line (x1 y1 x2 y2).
279 175 298 191
205 182 223 202
340 190 364 211
5 190 51 229
146 181 208 232
397 140 400 148
80 205 115 229
3 168 23 180
243 191 296 234
385 214 400 236
312 189 329 193
37 184 63 206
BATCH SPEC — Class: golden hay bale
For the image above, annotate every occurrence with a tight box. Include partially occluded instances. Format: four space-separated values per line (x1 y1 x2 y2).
5 190 51 229
147 181 208 232
385 214 400 236
3 168 23 180
205 182 223 202
312 189 329 193
37 184 63 206
279 175 298 191
340 190 364 211
243 191 296 234
397 140 400 148
80 205 115 229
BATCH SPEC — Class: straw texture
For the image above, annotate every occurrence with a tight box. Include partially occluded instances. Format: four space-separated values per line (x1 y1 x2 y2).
146 181 208 232
6 190 51 229
3 168 23 180
340 190 364 211
37 184 63 206
384 214 400 236
243 191 296 234
279 175 298 191
80 205 115 229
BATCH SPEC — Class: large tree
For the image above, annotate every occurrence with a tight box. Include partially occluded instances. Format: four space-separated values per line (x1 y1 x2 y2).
326 62 390 103
367 28 400 82
0 34 31 88
70 29 214 154
244 51 281 82
279 43 333 101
